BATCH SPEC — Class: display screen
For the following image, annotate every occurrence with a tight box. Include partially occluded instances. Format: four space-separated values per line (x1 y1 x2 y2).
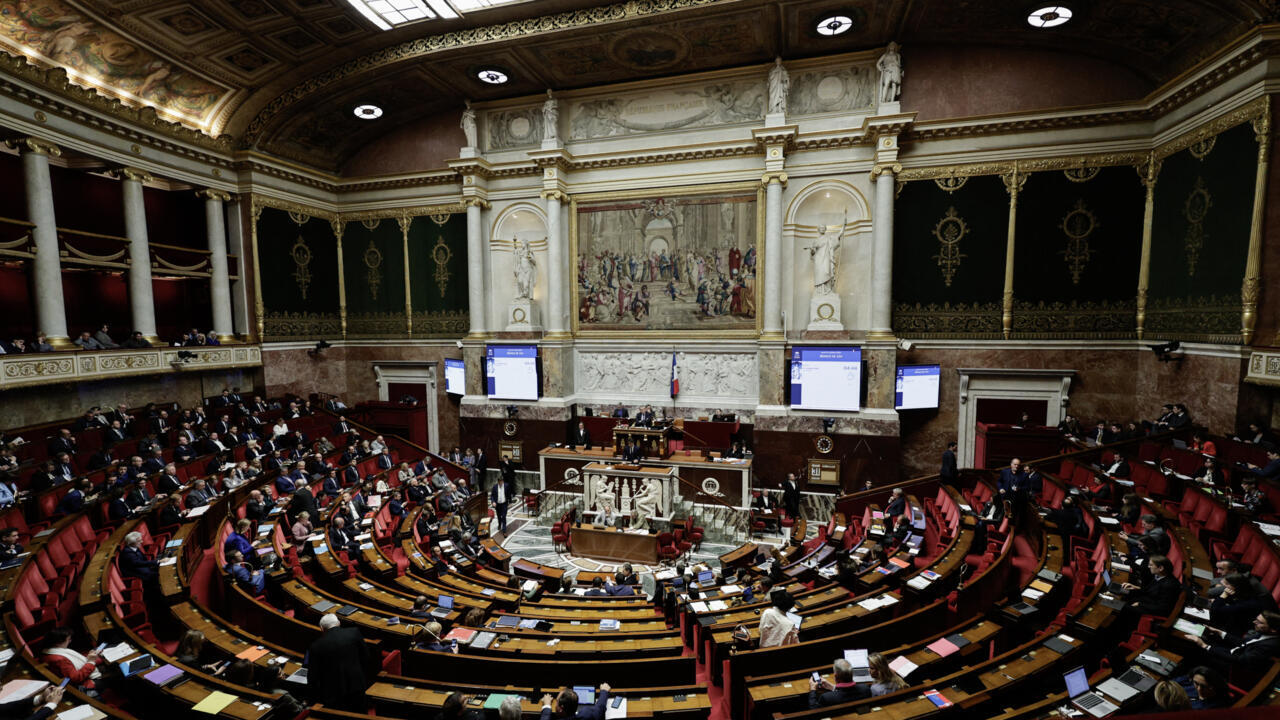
789 346 862 411
895 364 940 410
486 345 538 400
444 358 465 395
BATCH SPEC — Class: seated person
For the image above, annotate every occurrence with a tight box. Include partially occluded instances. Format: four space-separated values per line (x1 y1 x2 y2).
414 621 454 653
539 684 610 720
225 548 265 594
751 491 776 511
726 441 746 459
328 515 361 555
1210 572 1278 636
1120 554 1180 616
0 528 24 563
291 511 314 550
1103 452 1131 478
40 627 101 692
606 570 635 596
409 595 432 619
585 577 608 596
184 479 215 508
809 658 871 707
118 531 159 585
1187 610 1280 665
387 489 406 520
1176 666 1230 710
225 518 257 564
1241 478 1269 514
617 563 638 585
1120 514 1170 555
1190 431 1217 457
868 652 906 696
55 478 94 515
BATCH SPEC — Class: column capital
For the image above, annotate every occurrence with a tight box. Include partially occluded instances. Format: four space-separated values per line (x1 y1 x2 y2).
540 189 569 203
870 163 901 180
117 167 154 184
462 197 491 210
760 171 788 188
6 137 61 157
196 188 233 202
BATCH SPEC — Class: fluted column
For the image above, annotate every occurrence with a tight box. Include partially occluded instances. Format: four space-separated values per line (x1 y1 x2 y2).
198 189 234 338
9 138 70 347
542 189 568 336
869 162 900 339
1242 109 1271 344
465 197 490 337
761 171 787 338
118 168 158 341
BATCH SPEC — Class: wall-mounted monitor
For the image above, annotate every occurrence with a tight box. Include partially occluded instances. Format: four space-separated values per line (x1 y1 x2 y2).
895 364 941 410
486 345 539 400
789 346 862 412
444 358 465 395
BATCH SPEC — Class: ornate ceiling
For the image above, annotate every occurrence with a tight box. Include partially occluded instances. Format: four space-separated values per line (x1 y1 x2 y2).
2 0 1274 171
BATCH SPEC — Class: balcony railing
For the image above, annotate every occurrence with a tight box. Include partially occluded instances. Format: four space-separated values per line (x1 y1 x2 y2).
0 345 262 390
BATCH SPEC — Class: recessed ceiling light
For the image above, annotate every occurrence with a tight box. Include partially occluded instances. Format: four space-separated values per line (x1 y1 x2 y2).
815 14 853 36
477 68 509 85
1027 6 1072 28
353 104 383 120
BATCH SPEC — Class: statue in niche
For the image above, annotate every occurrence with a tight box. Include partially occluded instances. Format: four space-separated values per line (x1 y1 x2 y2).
767 57 789 115
877 42 902 103
632 479 661 528
542 90 559 143
804 213 846 295
460 100 477 148
513 238 537 300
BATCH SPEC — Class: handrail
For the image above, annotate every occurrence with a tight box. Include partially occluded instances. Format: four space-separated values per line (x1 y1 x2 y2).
56 226 128 242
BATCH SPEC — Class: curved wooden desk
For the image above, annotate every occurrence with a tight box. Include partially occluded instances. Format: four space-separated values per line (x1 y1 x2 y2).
570 523 658 564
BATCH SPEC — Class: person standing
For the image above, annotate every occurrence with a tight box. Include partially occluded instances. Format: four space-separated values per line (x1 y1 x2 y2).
490 472 515 536
305 614 369 712
781 472 801 518
940 440 958 483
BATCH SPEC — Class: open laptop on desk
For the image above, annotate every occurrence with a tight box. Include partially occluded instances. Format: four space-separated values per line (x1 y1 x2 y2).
1065 666 1119 717
431 595 455 619
695 570 714 587
1100 569 1128 596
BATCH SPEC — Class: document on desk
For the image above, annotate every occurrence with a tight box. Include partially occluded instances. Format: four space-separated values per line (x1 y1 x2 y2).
236 646 270 662
1173 619 1205 637
707 600 728 611
192 691 238 715
1183 606 1210 621
185 506 210 517
888 656 918 678
101 643 136 663
688 601 709 613
57 705 107 720
926 638 960 657
907 576 931 590
0 679 47 704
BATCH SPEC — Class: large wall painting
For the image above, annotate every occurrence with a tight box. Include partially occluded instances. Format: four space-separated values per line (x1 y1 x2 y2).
572 185 760 334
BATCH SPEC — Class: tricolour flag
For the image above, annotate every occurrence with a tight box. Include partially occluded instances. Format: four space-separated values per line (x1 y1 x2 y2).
670 353 679 398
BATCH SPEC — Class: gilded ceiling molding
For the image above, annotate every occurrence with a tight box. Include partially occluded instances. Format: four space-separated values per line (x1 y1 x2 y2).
1155 95 1270 159
251 195 467 224
242 0 726 143
897 162 1013 182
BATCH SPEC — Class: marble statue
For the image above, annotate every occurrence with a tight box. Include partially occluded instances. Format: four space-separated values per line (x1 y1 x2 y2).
591 474 611 510
767 57 789 115
877 43 902 104
805 213 845 295
632 478 661 528
461 100 477 148
542 90 559 143
513 238 537 299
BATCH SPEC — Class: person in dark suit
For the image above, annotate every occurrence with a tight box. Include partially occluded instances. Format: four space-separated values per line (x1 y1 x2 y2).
781 473 801 518
1104 452 1131 479
606 571 634 596
573 422 592 447
1246 448 1280 481
118 531 159 585
225 548 265 594
885 487 907 518
328 515 360 555
55 478 93 515
305 614 370 712
0 528 24 563
585 577 608 596
490 473 515 535
809 658 871 707
1189 610 1280 666
107 488 132 522
940 440 958 483
184 479 214 508
322 471 341 499
387 490 406 520
289 485 319 524
622 440 641 462
611 406 628 419
540 683 610 719
1209 573 1278 637
47 430 76 458
157 494 184 529
0 682 63 720
1121 555 1181 616
500 455 516 488
751 491 775 511
244 490 269 523
172 437 196 464
996 458 1024 496
156 464 183 495
1121 514 1171 555
333 416 355 436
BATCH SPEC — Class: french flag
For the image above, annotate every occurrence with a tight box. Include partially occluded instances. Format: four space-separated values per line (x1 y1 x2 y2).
670 352 679 398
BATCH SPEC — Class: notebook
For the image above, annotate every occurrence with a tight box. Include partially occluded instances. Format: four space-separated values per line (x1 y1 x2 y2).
143 664 184 686
310 599 337 613
495 615 520 628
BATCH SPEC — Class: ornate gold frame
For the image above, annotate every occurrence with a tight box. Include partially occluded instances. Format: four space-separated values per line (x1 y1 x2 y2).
568 181 765 339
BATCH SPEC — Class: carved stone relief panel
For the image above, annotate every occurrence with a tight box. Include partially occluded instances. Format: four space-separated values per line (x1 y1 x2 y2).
787 64 876 116
484 106 544 151
574 350 758 402
567 79 764 141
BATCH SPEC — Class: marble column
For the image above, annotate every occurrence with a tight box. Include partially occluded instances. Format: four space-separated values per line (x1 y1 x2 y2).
869 163 900 339
762 172 786 337
543 190 568 336
119 168 158 341
225 199 250 337
198 189 234 339
1136 155 1158 340
465 198 489 337
11 138 70 347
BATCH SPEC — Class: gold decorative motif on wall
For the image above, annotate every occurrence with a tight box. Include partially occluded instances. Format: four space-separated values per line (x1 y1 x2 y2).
429 214 452 226
933 176 967 193
432 236 453 299
346 312 405 337
1011 299 1135 338
409 310 469 336
290 236 313 300
363 238 384 300
287 211 310 226
893 301 1002 338
931 207 969 287
263 312 342 340
1183 177 1211 276
1143 294 1240 342
1188 136 1217 160
1063 167 1100 183
1059 199 1098 284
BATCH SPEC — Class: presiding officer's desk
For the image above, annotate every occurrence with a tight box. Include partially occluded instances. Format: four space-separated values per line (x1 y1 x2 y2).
571 523 659 564
539 445 752 507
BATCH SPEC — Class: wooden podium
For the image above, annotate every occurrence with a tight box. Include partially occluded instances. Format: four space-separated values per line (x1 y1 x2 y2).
612 426 670 457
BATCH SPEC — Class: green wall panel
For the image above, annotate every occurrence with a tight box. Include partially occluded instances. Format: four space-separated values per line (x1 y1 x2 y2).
407 213 469 336
343 218 407 337
256 206 341 340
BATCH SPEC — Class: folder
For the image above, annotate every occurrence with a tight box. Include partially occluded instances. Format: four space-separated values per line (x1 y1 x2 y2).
926 638 960 657
192 691 238 715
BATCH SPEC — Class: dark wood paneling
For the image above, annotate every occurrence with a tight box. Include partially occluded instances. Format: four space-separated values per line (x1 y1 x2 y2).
752 431 901 494
460 417 568 472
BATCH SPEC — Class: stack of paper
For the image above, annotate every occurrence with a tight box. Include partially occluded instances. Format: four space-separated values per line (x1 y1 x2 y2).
888 656 918 677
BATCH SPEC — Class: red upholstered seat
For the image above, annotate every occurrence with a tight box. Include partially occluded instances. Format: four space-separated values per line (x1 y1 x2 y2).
656 532 680 561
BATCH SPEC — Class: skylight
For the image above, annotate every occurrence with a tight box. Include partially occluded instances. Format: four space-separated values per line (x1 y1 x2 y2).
345 0 529 30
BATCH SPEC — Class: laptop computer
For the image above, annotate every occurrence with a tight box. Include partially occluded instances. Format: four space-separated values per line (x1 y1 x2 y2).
1171 438 1188 450
1064 666 1119 718
431 595 455 618
1101 569 1128 596
121 654 155 677
1115 666 1156 692
1096 677 1140 703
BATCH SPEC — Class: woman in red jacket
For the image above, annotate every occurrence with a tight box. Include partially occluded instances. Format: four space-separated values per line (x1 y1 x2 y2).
41 627 101 690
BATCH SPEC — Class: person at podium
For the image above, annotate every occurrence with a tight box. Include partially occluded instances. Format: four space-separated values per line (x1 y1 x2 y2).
622 439 642 463
633 405 656 427
573 422 592 448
